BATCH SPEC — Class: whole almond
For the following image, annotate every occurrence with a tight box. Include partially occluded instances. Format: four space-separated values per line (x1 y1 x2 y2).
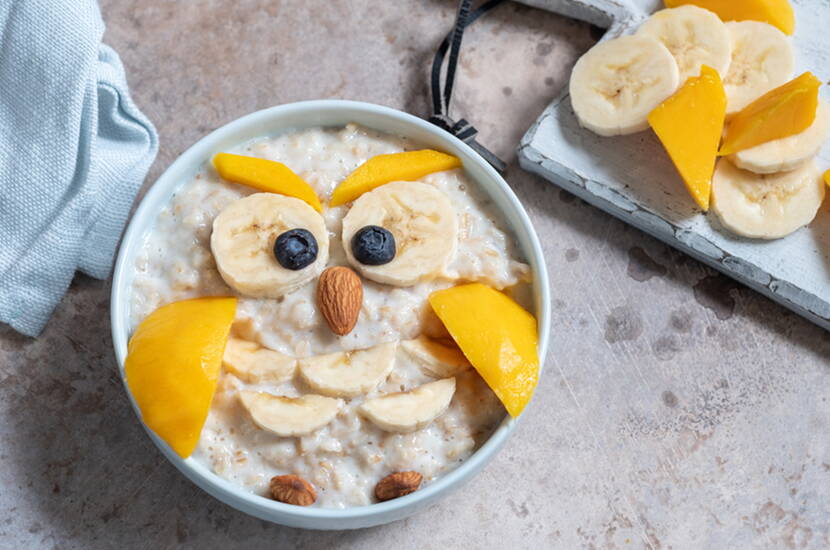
318 266 363 335
270 474 317 506
374 471 423 502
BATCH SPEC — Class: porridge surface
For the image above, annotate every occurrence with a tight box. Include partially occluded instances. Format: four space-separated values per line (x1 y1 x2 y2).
130 124 531 507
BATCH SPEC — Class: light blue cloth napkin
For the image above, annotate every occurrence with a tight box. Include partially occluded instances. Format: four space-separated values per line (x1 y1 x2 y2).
0 0 158 336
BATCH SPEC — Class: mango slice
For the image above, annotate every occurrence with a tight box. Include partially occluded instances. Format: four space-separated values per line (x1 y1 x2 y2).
824 169 830 190
664 0 795 35
649 65 727 211
429 283 539 417
719 73 820 156
125 297 237 458
330 150 461 207
213 153 322 212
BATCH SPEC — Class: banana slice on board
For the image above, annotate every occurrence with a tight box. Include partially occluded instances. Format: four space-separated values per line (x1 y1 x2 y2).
299 342 397 398
400 336 470 378
211 193 329 298
723 21 794 116
359 378 456 433
238 391 343 437
569 35 680 136
222 337 297 384
341 181 458 286
732 100 830 174
636 5 732 82
711 159 825 239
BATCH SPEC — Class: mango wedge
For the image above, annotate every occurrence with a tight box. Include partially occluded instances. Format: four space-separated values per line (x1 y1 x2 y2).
330 150 461 206
429 284 538 417
213 153 322 212
125 297 237 458
664 0 795 35
649 65 726 211
824 169 830 190
720 72 820 156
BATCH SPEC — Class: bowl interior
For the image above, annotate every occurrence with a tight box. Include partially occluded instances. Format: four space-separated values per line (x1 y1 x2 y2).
110 100 551 529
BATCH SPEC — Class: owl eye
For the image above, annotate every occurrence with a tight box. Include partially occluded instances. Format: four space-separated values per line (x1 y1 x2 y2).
274 229 319 270
211 193 329 298
351 226 395 266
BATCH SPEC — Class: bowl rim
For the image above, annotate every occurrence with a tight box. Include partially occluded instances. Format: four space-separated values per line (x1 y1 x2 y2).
110 99 551 524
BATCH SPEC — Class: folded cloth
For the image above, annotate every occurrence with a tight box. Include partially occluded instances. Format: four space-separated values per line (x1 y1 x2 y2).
0 0 158 336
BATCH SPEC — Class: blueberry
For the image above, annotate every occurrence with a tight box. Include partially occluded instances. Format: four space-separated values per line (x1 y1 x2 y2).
351 225 395 266
274 228 318 270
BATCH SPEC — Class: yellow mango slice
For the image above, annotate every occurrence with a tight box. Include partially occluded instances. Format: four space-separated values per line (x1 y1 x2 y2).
125 297 237 458
824 169 830 190
429 284 539 417
664 0 795 34
330 150 461 207
649 65 727 211
720 73 820 156
213 153 322 212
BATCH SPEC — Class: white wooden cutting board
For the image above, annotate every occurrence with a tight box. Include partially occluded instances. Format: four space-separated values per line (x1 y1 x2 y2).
517 0 830 330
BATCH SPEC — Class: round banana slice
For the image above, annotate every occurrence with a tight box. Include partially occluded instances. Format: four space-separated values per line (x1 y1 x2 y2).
732 100 830 174
341 181 458 286
569 35 679 136
636 5 732 83
358 378 456 433
211 193 329 298
711 159 825 239
723 21 794 116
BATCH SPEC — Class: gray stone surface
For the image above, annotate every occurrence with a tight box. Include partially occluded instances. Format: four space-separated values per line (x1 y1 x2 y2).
0 1 828 548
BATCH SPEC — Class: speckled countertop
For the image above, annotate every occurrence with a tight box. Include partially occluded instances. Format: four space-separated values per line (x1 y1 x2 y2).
1 1 828 548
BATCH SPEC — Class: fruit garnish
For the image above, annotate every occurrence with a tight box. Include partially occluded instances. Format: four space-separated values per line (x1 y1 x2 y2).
428 283 538 417
823 169 830 190
329 149 461 206
401 335 471 378
238 391 343 437
719 72 821 156
359 378 456 433
213 153 322 212
274 228 319 270
664 0 795 35
648 65 727 211
351 225 396 266
125 296 237 458
569 35 680 136
636 5 731 83
722 21 794 116
299 342 397 397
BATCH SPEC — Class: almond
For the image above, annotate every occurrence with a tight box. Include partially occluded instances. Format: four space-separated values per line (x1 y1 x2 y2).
318 266 362 335
269 474 317 506
374 471 423 501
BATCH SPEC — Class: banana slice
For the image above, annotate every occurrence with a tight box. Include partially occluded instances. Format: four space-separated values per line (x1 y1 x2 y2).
569 35 679 136
341 181 458 286
359 378 456 433
211 193 329 298
636 5 731 83
732 100 830 174
711 159 825 239
400 336 470 378
299 342 397 398
723 21 794 116
223 337 297 384
238 391 342 437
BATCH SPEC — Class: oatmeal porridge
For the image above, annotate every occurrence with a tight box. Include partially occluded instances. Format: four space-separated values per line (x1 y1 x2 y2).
127 123 536 508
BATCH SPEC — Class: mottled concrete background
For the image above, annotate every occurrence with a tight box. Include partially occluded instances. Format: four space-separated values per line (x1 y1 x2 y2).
1 1 828 548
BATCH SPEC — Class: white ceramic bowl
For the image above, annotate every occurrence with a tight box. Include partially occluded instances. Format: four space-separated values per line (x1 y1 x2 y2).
110 100 550 530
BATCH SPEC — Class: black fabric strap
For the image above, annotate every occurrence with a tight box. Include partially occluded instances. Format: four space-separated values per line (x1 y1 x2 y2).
429 0 507 173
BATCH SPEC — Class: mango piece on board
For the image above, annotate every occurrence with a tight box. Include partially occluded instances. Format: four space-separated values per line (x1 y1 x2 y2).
664 0 795 35
213 153 322 212
330 150 461 206
428 283 538 417
649 65 727 211
719 72 820 156
125 297 237 458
